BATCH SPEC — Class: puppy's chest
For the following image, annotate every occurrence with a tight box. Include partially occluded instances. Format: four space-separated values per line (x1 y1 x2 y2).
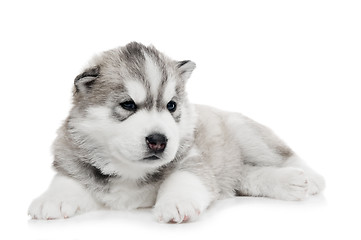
97 179 159 210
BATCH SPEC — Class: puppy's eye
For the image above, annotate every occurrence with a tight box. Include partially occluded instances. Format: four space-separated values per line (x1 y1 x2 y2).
120 100 137 111
167 101 177 112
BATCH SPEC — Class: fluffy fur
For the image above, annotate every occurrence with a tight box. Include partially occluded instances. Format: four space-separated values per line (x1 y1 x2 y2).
28 42 325 223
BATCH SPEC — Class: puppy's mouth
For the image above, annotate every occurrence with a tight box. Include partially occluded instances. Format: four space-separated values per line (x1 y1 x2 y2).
143 155 161 161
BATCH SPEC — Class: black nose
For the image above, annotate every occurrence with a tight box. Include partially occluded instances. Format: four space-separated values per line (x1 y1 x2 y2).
146 134 167 153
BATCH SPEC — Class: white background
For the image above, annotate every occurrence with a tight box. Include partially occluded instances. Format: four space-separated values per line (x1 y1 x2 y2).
1 0 360 239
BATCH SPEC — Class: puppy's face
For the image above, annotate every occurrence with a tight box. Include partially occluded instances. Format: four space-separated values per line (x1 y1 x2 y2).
71 43 196 172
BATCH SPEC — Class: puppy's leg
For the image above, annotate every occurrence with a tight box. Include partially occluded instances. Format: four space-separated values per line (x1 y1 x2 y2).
153 171 214 223
28 174 100 220
238 156 325 201
232 116 325 199
238 165 310 201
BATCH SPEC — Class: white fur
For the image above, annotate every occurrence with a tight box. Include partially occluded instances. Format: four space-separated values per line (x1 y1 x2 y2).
74 106 181 179
153 171 212 223
144 53 162 96
163 79 176 102
28 174 100 219
125 80 147 103
99 178 158 210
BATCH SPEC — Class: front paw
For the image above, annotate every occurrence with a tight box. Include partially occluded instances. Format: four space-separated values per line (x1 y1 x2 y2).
153 171 213 223
153 197 203 223
28 192 97 220
29 195 78 220
28 175 99 220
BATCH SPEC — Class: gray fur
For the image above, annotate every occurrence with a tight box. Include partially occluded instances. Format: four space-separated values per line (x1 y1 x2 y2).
29 42 325 221
53 116 118 193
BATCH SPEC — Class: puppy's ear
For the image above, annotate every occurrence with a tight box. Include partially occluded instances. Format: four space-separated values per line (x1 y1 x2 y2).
176 60 196 81
74 66 100 93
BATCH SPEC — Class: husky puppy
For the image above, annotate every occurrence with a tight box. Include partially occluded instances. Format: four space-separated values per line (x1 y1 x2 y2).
28 42 325 223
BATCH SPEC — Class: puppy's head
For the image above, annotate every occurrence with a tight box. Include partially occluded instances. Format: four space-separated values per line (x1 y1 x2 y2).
70 42 196 175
